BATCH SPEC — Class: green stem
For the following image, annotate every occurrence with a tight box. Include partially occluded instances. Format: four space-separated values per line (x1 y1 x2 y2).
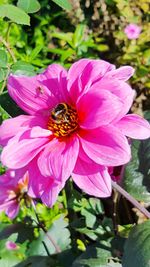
0 65 10 94
113 189 119 234
0 36 16 63
6 22 13 43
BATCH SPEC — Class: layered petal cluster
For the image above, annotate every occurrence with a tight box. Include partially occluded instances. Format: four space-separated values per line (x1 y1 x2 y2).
0 169 28 219
0 161 64 217
0 59 150 204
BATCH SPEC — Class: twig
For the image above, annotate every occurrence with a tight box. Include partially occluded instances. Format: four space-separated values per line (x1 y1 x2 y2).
0 36 16 63
31 200 61 253
6 22 13 43
112 181 150 219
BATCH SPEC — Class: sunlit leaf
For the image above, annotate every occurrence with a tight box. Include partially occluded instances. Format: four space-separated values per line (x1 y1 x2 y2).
11 61 35 76
17 0 41 14
0 49 7 68
51 0 72 11
0 69 5 82
0 4 30 25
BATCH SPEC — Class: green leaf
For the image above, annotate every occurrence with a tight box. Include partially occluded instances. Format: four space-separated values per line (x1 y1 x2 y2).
72 236 124 267
0 4 30 25
28 216 71 256
143 49 150 66
11 61 35 76
136 66 149 77
51 0 72 11
96 44 109 52
51 31 73 43
0 49 7 68
17 0 41 14
72 24 85 48
0 68 5 82
72 242 112 267
123 220 150 267
123 134 150 202
29 44 43 61
0 105 10 126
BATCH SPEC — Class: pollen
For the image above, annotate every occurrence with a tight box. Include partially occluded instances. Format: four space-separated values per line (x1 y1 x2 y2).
48 103 78 137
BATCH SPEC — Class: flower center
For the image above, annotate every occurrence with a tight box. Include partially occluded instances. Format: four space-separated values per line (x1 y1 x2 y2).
48 103 78 137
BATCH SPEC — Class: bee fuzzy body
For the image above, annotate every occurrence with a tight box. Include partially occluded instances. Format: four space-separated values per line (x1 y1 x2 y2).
51 103 71 124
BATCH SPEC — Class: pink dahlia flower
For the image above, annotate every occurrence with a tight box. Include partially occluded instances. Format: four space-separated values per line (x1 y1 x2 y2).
5 241 18 250
124 24 141 40
0 163 64 212
0 59 150 200
0 169 29 219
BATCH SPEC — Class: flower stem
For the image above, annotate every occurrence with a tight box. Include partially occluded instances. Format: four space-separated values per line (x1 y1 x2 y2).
112 181 150 219
31 200 61 254
0 36 16 63
0 65 10 94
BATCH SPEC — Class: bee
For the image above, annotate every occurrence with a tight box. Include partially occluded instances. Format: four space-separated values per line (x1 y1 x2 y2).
51 103 70 124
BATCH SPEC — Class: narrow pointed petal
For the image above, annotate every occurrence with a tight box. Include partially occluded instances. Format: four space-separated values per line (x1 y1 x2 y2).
77 89 123 129
41 179 64 207
28 158 63 206
0 199 19 219
79 126 131 166
8 73 55 115
73 158 112 197
38 136 79 181
38 64 69 103
115 114 150 139
1 130 48 169
106 66 135 81
0 115 48 146
91 78 135 121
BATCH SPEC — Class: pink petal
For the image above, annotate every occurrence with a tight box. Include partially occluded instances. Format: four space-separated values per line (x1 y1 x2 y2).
6 201 20 219
38 64 70 103
78 144 96 164
106 66 135 81
73 158 112 197
67 59 115 101
0 115 48 146
1 130 48 169
30 127 52 138
79 126 131 166
8 74 54 115
0 200 20 219
77 89 123 129
91 77 135 121
40 179 64 207
27 159 44 198
115 114 150 139
28 157 64 206
38 135 79 181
